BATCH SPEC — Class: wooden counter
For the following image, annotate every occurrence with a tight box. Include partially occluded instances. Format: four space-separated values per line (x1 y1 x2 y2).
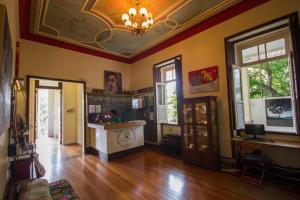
88 121 146 130
87 121 145 160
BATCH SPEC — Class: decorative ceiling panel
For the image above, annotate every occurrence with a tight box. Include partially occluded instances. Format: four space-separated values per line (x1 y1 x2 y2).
27 0 246 59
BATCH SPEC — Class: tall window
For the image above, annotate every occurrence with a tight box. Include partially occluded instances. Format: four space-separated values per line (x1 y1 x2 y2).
233 28 297 134
163 66 178 124
156 65 178 124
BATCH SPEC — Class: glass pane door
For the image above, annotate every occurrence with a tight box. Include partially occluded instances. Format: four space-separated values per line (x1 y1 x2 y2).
183 104 193 123
196 126 208 151
183 103 194 150
184 125 194 150
195 103 207 125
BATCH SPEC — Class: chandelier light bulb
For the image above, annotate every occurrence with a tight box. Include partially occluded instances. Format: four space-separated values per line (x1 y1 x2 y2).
129 7 137 16
140 7 147 16
122 13 129 22
125 20 132 27
121 1 154 36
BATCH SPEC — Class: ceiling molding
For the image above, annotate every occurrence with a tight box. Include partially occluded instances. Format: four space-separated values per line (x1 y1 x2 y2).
19 0 270 64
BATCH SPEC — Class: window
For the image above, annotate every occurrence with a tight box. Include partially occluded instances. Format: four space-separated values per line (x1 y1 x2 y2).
233 28 297 134
156 66 178 124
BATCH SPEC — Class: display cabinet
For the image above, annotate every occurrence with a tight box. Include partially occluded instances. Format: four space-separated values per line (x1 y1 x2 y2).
182 96 218 169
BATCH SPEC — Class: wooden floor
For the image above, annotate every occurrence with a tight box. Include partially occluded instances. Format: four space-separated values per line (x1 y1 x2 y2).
40 149 298 200
36 136 82 165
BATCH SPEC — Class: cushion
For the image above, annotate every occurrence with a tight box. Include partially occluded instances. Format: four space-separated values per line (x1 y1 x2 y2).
18 179 52 200
49 179 79 200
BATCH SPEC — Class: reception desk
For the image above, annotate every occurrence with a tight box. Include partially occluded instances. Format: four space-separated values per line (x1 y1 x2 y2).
87 121 146 160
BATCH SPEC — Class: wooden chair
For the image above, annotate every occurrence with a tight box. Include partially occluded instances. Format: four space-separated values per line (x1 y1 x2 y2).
238 142 269 186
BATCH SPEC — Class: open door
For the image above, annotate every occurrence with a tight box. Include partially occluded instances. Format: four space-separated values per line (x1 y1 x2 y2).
232 65 245 131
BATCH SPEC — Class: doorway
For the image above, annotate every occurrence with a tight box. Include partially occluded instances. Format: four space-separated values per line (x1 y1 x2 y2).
26 76 86 167
36 88 62 151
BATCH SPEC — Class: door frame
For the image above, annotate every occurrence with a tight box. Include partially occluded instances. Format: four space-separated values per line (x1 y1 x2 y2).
34 81 62 144
25 75 87 153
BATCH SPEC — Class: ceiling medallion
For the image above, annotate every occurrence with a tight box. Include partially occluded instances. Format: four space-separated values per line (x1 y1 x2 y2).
121 0 154 36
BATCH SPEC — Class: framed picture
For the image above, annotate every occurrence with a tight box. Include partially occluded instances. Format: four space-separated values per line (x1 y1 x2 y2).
265 98 293 127
0 5 13 136
104 70 122 94
188 66 219 93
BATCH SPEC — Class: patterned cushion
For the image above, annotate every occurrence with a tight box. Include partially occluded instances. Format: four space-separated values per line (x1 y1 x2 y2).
49 179 79 200
18 179 52 200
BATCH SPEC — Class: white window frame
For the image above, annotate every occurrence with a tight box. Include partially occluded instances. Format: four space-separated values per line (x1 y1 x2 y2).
233 28 297 134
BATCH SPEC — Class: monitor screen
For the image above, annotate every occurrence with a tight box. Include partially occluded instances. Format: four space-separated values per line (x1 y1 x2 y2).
245 124 265 135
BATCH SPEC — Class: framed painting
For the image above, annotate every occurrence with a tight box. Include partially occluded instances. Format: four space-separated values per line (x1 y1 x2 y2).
0 5 13 136
188 66 219 93
104 70 122 94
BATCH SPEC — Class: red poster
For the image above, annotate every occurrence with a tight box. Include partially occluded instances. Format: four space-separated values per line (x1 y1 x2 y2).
188 66 219 93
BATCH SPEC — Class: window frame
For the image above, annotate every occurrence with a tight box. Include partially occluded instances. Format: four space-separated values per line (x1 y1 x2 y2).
235 28 290 67
225 13 300 141
161 67 180 125
153 56 183 127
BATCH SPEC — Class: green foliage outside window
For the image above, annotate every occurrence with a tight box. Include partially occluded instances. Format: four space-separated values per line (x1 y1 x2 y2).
248 58 291 99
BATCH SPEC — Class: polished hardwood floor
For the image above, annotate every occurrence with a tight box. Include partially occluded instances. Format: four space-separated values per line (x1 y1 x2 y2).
38 147 298 200
36 136 82 165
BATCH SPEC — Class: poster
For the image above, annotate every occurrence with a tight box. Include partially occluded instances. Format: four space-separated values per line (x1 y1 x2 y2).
104 70 122 94
188 66 219 93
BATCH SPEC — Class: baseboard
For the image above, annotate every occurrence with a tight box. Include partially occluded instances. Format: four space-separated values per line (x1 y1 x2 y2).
85 146 144 161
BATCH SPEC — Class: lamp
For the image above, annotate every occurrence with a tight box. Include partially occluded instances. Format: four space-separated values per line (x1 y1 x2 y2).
122 0 154 36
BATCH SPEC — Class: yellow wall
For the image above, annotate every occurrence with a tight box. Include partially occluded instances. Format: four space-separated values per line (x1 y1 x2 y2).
19 40 131 90
0 0 19 198
130 0 300 159
18 0 300 166
62 82 84 145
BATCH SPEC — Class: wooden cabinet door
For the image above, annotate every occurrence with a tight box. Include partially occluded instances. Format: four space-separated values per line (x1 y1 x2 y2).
194 102 211 167
182 103 196 161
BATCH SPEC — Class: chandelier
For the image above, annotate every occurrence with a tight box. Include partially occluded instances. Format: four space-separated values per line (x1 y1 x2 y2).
121 0 154 36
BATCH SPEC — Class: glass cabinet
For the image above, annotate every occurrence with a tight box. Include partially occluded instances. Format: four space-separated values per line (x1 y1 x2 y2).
181 96 218 169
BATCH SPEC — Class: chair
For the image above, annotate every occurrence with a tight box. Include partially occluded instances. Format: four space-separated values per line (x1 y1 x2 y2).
238 142 270 186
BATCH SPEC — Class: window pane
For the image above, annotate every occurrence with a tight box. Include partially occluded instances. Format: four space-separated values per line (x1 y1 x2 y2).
172 69 176 79
166 70 173 81
247 58 295 133
266 38 286 58
233 69 242 101
156 84 165 105
248 58 291 99
259 44 266 60
242 46 258 64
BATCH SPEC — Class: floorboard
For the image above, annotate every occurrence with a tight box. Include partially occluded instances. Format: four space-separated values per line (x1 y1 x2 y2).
39 148 298 200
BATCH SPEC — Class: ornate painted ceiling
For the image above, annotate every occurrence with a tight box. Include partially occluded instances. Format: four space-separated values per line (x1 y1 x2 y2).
27 0 242 59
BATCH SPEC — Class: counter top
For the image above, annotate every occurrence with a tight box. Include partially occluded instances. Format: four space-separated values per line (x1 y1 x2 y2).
88 121 146 130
